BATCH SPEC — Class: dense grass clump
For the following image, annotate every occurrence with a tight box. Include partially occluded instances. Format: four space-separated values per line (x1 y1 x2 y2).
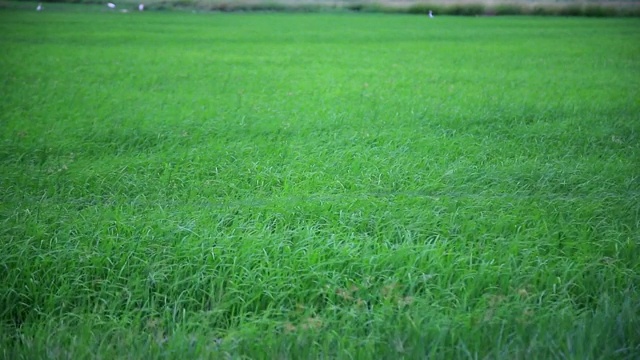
1 8 640 359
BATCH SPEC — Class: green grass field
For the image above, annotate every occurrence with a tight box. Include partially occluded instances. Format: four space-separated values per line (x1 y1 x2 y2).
1 7 639 359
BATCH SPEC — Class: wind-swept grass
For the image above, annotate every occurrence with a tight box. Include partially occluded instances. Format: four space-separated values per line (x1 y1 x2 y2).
1 9 639 359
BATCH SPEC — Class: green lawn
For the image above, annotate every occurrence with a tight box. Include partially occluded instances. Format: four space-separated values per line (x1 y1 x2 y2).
1 8 639 359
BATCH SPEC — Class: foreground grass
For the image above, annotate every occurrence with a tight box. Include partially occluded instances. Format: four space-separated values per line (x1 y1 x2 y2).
1 9 639 359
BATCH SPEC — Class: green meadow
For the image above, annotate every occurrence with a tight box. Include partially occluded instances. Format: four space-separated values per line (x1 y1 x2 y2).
1 8 639 359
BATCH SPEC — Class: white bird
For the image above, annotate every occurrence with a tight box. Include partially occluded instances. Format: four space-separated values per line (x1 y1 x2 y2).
138 3 144 11
429 10 434 18
36 3 42 11
107 2 116 9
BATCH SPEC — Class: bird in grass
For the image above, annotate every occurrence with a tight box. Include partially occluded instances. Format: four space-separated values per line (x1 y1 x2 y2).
107 2 116 9
36 3 42 11
429 10 434 18
139 3 144 11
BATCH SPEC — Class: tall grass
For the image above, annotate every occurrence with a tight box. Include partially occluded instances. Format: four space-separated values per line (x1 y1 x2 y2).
1 8 639 359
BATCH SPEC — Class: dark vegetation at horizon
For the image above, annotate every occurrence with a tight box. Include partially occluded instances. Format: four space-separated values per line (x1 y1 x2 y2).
4 0 640 16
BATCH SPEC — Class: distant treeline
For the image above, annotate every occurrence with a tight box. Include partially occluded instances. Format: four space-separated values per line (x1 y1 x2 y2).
12 0 640 16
